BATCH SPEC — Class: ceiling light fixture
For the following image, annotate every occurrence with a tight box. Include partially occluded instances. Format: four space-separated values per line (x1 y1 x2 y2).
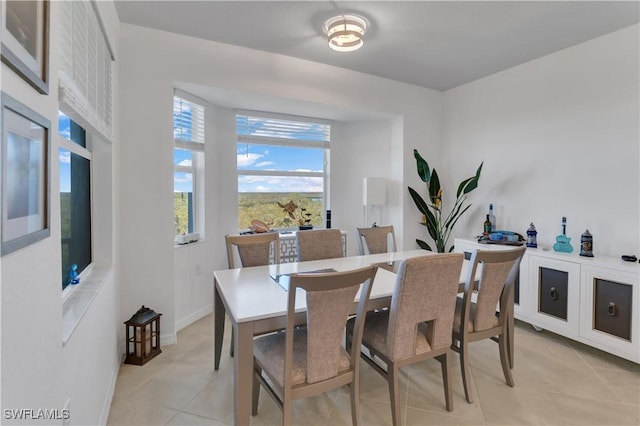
324 14 367 52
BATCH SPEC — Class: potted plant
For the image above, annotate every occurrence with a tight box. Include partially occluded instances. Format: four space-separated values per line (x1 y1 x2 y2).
407 149 483 252
277 200 313 230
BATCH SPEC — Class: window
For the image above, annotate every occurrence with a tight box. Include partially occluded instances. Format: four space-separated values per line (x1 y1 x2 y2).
236 112 330 229
59 113 91 290
173 93 205 238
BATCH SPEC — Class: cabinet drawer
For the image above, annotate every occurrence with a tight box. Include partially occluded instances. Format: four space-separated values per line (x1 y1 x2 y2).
539 267 568 320
594 279 632 341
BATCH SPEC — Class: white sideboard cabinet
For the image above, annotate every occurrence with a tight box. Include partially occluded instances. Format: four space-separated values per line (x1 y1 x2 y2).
454 238 639 363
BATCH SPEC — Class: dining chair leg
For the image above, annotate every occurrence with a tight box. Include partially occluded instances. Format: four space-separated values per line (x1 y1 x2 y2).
388 364 401 426
438 352 454 411
252 365 261 416
282 394 292 426
350 373 361 426
508 311 515 369
499 333 515 387
459 339 474 403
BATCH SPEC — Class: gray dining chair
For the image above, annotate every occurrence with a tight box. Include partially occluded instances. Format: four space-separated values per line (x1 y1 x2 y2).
296 229 343 261
347 253 463 425
355 225 397 255
451 246 525 403
251 266 378 425
225 232 281 356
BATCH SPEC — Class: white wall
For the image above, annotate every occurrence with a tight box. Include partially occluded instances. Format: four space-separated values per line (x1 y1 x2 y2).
443 25 639 257
117 24 442 333
0 2 121 424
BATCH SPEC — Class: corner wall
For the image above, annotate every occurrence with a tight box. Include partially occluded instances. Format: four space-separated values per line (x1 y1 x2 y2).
0 2 121 425
443 25 639 256
117 24 442 333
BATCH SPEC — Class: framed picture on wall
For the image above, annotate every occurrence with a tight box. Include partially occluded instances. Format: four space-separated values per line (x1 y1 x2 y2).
1 0 49 94
1 92 51 256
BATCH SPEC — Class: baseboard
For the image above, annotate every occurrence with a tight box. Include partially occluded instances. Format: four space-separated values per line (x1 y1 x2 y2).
99 351 124 425
175 303 213 333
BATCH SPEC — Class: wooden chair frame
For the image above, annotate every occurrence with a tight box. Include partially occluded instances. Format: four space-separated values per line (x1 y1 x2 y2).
451 247 526 403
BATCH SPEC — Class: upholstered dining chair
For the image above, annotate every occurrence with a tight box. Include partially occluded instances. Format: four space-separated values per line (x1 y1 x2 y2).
225 232 281 356
225 232 280 269
355 225 397 255
451 246 526 403
296 228 343 261
346 253 463 426
251 266 378 426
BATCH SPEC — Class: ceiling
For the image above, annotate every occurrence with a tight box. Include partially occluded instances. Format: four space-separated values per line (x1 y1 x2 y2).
115 1 639 91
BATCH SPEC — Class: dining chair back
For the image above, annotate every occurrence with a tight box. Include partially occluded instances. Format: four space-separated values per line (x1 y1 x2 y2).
252 266 378 425
355 225 397 255
224 232 281 357
296 229 343 262
348 253 463 425
225 233 280 269
451 246 526 403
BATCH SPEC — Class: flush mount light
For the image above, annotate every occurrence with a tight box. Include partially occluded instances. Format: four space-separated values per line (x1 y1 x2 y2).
324 14 367 52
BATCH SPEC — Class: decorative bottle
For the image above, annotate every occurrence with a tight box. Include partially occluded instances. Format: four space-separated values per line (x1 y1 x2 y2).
580 229 593 257
483 214 492 236
488 204 496 232
526 223 537 248
553 216 573 253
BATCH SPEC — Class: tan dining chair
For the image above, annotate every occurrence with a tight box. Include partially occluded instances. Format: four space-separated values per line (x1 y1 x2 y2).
355 225 397 255
225 232 280 269
296 228 343 261
225 232 281 356
347 253 463 425
251 266 378 426
451 246 526 403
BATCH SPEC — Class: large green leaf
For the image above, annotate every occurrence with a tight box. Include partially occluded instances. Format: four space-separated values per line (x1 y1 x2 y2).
447 204 472 231
416 239 433 251
462 162 483 194
456 176 474 198
414 149 431 183
422 208 439 241
429 169 441 202
444 198 465 229
408 186 429 215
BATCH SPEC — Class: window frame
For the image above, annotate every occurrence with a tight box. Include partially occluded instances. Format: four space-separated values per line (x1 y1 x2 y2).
236 110 331 231
59 113 94 295
173 90 205 240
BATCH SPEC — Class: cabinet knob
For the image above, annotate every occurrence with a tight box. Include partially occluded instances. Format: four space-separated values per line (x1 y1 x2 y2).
607 301 617 317
549 287 558 300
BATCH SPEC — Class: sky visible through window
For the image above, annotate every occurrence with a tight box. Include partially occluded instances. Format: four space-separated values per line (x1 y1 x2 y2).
235 115 328 193
59 113 71 192
172 106 328 194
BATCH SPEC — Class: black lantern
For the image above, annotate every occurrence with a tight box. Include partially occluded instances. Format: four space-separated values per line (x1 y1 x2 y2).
124 305 162 365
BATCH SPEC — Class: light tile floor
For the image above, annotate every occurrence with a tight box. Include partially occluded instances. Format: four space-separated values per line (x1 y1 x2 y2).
107 315 639 425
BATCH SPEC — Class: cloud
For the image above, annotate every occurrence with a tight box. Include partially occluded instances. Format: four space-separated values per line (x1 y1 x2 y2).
177 159 192 167
237 153 263 167
59 150 71 164
238 175 323 193
254 161 275 167
174 174 193 184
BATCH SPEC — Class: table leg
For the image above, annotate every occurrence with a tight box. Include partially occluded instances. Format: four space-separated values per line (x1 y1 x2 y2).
214 282 225 371
233 321 253 426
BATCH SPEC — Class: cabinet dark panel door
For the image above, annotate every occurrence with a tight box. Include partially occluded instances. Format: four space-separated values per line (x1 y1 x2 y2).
594 279 632 341
538 267 568 320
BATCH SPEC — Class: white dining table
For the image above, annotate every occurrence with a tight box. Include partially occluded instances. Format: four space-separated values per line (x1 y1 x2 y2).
213 249 474 425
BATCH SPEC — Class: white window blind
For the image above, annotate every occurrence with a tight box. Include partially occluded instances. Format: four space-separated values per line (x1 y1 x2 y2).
58 0 114 142
236 112 330 148
173 95 205 147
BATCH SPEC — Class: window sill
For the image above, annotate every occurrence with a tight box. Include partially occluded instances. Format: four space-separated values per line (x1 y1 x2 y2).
174 239 205 249
62 265 113 346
